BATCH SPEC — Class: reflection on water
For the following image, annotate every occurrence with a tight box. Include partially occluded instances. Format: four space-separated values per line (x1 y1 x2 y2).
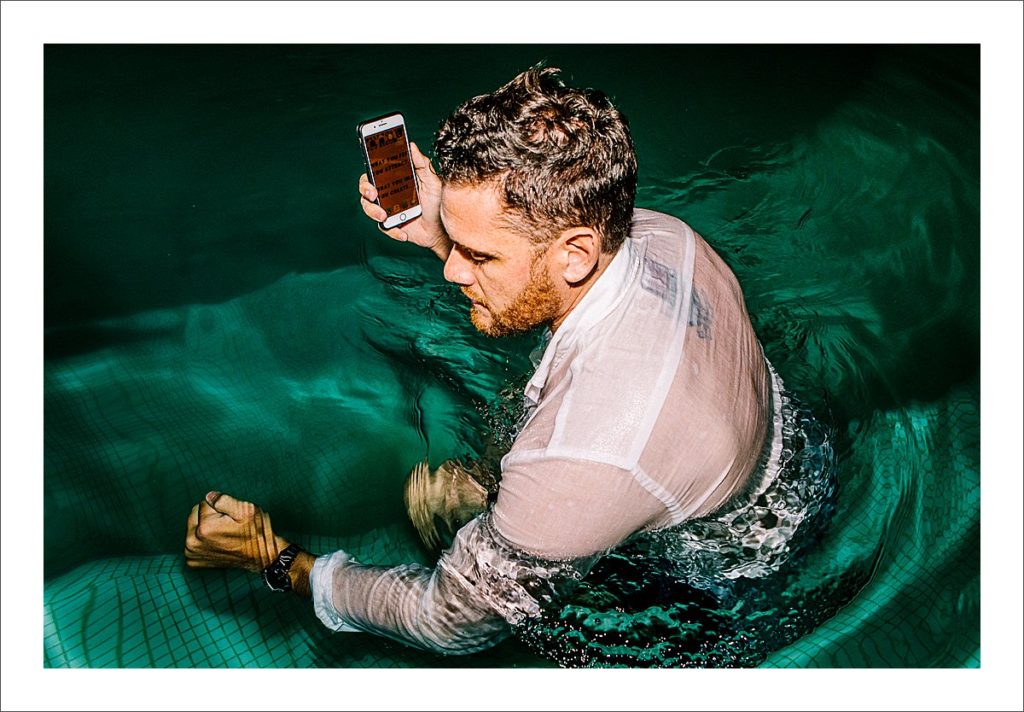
43 45 978 667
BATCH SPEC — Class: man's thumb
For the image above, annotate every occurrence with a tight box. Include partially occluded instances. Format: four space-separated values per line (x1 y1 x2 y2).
410 142 431 171
205 491 248 521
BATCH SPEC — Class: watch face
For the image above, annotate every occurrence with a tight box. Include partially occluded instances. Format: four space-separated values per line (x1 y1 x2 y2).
262 564 292 592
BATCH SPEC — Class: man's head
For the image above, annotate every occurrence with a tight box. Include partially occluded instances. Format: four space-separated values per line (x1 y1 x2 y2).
433 66 638 336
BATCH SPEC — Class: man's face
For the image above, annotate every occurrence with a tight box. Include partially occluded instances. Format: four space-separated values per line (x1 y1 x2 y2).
439 183 563 337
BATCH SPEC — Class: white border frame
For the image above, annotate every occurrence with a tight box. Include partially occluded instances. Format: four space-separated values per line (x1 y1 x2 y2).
3 2 1021 711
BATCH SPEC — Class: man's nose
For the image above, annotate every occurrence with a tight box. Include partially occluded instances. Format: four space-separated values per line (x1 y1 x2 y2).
443 249 474 287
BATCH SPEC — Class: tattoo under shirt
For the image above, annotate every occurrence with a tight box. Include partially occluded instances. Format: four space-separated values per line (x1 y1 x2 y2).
310 209 777 653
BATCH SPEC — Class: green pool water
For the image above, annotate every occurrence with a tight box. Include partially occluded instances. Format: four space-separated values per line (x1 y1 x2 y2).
42 44 979 668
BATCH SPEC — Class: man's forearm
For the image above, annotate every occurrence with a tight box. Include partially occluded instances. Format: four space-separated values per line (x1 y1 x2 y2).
308 515 589 655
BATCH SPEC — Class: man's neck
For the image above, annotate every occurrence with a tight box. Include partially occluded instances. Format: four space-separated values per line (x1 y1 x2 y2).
550 247 621 333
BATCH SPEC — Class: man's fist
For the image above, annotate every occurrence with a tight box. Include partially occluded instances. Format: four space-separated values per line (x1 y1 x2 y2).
184 491 286 572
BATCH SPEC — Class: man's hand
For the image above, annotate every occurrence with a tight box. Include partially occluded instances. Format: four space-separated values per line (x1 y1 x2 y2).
184 491 286 572
359 141 451 260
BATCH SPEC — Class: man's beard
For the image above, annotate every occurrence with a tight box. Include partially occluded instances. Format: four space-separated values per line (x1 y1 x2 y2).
464 257 561 337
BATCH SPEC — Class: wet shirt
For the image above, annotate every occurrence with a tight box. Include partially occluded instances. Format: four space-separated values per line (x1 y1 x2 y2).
310 209 774 653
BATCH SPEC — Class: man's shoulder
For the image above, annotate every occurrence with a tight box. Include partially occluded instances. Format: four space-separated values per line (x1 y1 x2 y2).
630 207 695 238
629 208 715 266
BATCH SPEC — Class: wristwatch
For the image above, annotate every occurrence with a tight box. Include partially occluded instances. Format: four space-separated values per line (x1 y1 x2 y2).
262 543 305 592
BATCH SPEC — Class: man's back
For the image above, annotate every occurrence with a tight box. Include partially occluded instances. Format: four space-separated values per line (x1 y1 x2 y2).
642 220 772 525
492 209 774 557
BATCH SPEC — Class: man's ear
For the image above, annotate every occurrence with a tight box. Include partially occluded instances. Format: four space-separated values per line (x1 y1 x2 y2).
557 227 602 285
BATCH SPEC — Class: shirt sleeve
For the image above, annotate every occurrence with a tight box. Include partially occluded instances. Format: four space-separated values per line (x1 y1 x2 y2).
491 454 667 558
309 512 596 655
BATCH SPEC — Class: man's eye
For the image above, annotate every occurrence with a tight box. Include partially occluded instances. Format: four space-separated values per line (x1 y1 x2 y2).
456 244 493 265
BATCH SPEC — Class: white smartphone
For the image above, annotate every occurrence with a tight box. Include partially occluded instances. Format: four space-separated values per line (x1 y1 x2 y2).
356 112 423 229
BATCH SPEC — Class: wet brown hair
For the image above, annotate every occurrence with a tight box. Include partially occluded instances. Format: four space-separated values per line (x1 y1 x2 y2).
434 65 638 253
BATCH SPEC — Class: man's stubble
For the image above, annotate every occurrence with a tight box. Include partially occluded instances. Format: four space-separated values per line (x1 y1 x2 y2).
465 252 561 338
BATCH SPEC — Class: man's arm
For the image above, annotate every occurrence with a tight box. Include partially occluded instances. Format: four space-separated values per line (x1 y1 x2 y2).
182 490 511 653
183 491 588 654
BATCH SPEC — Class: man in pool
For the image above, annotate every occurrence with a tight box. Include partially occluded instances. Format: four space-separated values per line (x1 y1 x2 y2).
184 66 822 654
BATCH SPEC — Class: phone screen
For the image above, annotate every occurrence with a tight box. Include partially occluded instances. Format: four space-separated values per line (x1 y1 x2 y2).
365 125 418 218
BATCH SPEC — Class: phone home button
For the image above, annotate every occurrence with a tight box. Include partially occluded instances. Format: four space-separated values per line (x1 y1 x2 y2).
400 213 407 221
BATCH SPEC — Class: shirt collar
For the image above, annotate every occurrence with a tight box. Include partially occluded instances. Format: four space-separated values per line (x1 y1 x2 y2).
523 235 643 406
